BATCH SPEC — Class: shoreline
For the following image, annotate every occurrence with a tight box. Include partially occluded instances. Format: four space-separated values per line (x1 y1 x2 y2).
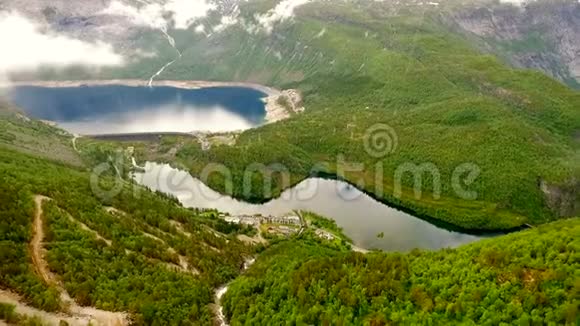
133 160 520 238
1 79 301 124
1 79 281 96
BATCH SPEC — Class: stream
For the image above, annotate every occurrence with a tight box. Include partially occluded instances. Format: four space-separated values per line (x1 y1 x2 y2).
215 258 256 326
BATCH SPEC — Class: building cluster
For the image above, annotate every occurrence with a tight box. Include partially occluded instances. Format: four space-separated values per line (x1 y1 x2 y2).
223 214 301 226
315 229 335 241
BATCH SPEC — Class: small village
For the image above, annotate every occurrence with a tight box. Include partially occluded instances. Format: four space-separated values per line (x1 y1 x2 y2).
221 212 337 241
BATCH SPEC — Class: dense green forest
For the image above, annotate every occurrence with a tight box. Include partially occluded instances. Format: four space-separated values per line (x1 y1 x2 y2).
2 0 580 324
1 131 578 324
1 85 578 325
0 139 256 324
223 218 579 325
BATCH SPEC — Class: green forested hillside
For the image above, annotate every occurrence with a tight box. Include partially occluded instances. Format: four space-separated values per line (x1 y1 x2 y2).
2 75 579 326
223 218 579 325
0 131 256 324
2 0 579 324
0 100 82 166
76 0 580 231
2 118 578 324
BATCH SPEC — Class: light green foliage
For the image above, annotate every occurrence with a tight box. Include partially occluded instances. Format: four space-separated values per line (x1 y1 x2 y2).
0 102 82 167
0 304 48 326
1 1 578 324
0 146 255 324
303 211 352 243
223 218 580 324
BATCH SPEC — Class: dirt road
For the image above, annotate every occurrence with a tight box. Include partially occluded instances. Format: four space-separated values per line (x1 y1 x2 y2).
30 195 52 285
27 195 129 326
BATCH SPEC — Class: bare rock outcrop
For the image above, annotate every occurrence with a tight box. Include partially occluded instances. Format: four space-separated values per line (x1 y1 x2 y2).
539 178 580 217
448 0 580 88
264 89 305 123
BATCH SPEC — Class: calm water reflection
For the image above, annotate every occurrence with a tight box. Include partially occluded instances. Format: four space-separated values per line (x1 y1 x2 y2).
133 162 484 252
8 85 267 134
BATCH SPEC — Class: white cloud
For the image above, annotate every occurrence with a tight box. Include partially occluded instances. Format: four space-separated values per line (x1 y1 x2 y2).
0 12 123 76
102 1 166 28
61 104 254 134
498 0 536 5
256 0 311 33
102 0 217 30
195 24 206 34
165 0 217 29
213 16 237 33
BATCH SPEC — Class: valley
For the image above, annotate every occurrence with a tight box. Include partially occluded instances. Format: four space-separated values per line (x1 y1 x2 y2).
0 142 258 324
0 0 578 325
132 161 485 251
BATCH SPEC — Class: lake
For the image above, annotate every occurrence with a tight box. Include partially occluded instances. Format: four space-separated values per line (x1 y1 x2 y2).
9 84 488 251
133 162 486 252
7 85 267 134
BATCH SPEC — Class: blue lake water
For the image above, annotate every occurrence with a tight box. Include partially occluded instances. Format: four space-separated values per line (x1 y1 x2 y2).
7 85 267 134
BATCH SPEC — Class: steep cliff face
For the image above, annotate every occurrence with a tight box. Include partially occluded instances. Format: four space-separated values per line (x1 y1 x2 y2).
449 0 580 89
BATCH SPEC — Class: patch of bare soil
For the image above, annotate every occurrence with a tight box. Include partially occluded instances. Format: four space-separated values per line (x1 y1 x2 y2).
237 234 267 245
0 290 86 326
169 220 192 238
103 207 126 217
30 196 52 286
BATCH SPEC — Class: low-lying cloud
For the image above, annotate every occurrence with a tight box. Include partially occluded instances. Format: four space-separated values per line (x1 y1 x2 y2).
103 0 217 30
499 0 529 5
102 1 167 29
58 104 255 134
165 0 217 29
102 0 312 35
256 0 311 33
0 12 123 79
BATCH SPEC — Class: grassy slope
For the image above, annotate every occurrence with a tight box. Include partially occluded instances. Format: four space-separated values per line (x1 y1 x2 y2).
0 100 82 167
222 218 580 324
90 1 579 230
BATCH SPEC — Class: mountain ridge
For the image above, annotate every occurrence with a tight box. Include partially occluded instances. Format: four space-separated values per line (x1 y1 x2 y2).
2 0 579 88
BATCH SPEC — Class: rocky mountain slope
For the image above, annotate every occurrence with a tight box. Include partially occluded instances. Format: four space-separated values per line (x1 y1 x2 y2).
449 0 580 88
1 0 578 88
